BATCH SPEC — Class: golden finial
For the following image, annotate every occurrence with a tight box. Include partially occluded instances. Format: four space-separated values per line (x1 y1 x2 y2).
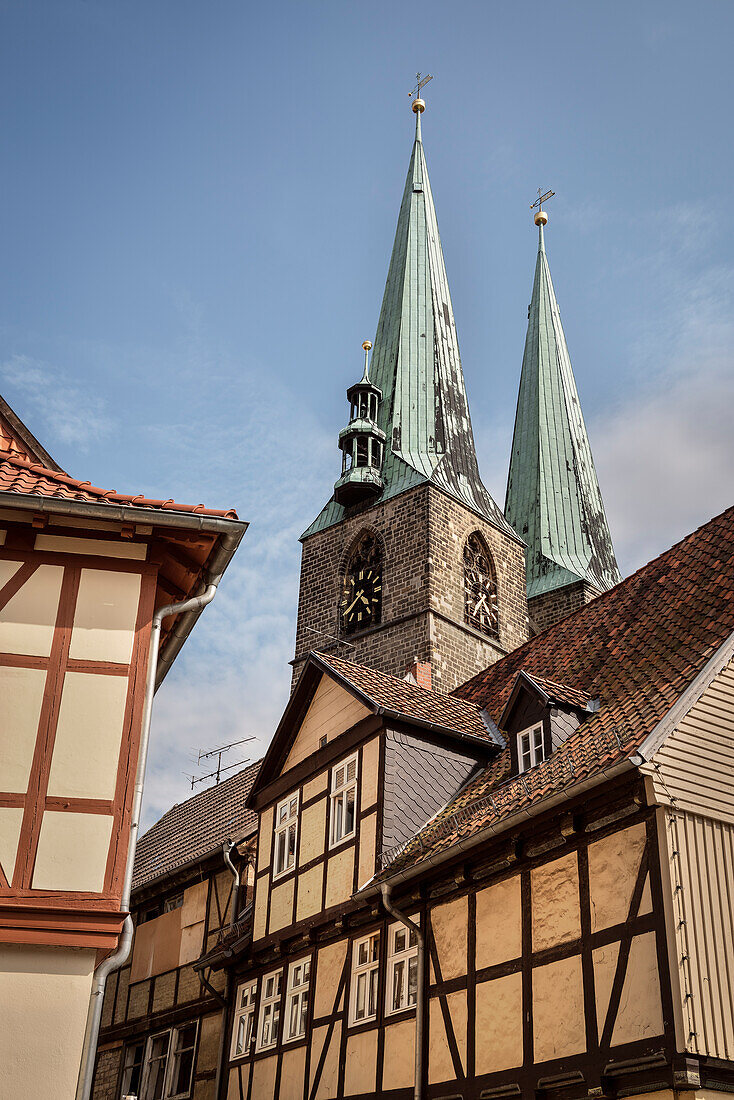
362 340 372 351
409 72 433 113
531 187 555 226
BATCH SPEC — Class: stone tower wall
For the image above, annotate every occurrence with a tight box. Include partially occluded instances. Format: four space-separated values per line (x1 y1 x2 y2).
293 484 529 694
528 580 601 634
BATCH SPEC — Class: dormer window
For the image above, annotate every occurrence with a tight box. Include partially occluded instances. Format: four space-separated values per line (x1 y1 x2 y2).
517 724 546 772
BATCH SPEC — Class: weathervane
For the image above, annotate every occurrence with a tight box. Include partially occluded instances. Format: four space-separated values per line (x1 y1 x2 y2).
409 71 433 114
531 187 555 226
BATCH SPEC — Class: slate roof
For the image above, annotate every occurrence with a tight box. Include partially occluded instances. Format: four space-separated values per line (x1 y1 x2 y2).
316 651 491 742
372 505 734 880
132 762 261 891
0 446 239 520
505 222 621 598
303 108 516 543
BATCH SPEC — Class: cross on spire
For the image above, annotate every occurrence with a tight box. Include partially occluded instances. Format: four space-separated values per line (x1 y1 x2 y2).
531 188 555 213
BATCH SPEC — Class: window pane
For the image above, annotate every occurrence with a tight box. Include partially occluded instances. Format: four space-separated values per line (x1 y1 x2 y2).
370 933 380 961
170 1045 195 1096
289 997 300 1038
368 967 379 1017
408 955 418 1005
392 960 405 1011
358 941 368 966
334 796 344 842
355 972 366 1020
344 788 355 836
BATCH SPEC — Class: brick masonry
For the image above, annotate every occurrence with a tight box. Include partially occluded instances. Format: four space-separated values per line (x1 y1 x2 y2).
293 484 529 694
91 1044 123 1100
529 580 601 634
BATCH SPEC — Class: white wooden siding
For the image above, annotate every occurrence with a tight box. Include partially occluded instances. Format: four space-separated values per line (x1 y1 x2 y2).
660 807 734 1060
648 658 734 825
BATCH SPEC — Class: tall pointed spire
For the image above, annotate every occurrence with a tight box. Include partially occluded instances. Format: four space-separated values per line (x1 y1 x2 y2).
304 92 513 540
505 204 621 615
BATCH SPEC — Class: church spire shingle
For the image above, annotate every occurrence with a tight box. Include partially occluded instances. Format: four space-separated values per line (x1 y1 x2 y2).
303 98 513 540
505 207 621 609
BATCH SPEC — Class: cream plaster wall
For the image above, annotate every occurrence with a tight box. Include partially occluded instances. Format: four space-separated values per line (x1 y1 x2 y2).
431 895 467 981
32 810 113 892
251 1053 277 1098
0 562 63 655
476 876 522 969
312 1021 341 1099
383 1018 415 1091
300 799 326 865
314 940 347 1017
531 851 581 950
279 1045 307 1100
325 845 354 909
361 737 380 807
258 805 273 871
0 664 46 791
303 772 328 802
357 812 376 889
475 971 523 1074
0 944 95 1100
532 954 585 1062
429 995 455 1085
47 671 128 800
296 864 323 922
269 878 295 934
69 568 141 664
253 873 269 942
592 932 663 1046
344 1029 378 1096
588 822 646 931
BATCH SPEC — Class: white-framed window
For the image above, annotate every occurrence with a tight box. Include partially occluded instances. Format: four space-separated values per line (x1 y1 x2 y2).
517 724 546 772
386 920 418 1015
231 981 257 1059
257 970 283 1050
285 957 311 1042
349 931 380 1025
120 1040 145 1098
330 754 358 847
273 793 299 878
137 1021 198 1099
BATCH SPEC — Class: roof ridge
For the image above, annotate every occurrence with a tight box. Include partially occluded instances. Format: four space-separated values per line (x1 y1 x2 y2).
317 650 481 712
454 502 734 699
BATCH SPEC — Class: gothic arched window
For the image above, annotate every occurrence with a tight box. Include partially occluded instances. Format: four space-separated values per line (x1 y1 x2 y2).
340 532 382 636
463 533 498 638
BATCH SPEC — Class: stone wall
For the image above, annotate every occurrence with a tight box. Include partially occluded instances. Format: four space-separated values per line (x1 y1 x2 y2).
529 580 601 634
91 1044 122 1100
294 484 529 694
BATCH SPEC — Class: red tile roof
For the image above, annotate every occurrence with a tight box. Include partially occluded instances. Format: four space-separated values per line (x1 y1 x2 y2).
133 762 261 891
316 652 490 741
0 447 239 520
373 506 734 880
524 674 592 711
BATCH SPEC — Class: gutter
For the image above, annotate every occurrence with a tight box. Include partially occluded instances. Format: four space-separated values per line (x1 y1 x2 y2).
360 758 635 900
207 840 243 1100
380 884 425 1100
75 579 225 1100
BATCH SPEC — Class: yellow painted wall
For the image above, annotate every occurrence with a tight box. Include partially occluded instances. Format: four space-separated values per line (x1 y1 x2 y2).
532 954 585 1062
382 1018 415 1091
531 850 580 950
314 940 347 1018
357 812 376 889
361 737 380 807
431 895 467 980
588 822 647 931
344 1029 377 1096
476 875 521 969
300 798 326 865
475 971 523 1074
269 878 295 934
279 1045 307 1100
325 845 354 909
0 944 95 1100
296 863 323 922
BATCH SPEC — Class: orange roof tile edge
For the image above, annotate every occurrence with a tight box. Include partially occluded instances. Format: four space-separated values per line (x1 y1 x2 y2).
0 446 239 520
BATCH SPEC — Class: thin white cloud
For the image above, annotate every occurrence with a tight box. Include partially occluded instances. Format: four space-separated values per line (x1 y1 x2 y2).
0 354 113 451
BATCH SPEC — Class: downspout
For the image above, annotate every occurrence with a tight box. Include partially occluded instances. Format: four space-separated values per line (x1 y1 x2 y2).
75 581 221 1100
381 883 425 1100
210 839 241 1100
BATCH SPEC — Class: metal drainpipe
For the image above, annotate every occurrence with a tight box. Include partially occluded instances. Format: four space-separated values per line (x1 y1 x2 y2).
380 883 425 1100
209 839 241 1100
75 582 220 1100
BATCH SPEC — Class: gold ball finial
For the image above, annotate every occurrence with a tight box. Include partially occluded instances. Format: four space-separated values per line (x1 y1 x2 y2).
412 97 425 113
362 340 372 351
534 209 548 227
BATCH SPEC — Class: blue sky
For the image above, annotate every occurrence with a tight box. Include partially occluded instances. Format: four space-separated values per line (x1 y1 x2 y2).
1 1 732 825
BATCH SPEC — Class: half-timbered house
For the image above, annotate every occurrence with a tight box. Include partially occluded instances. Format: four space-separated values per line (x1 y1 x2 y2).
0 396 247 1097
91 763 260 1100
209 505 734 1100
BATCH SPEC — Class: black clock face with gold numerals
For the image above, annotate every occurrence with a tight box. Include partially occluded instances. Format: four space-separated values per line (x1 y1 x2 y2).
341 567 382 633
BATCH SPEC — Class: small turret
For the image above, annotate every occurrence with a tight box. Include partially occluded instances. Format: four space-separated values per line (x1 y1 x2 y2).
333 341 386 507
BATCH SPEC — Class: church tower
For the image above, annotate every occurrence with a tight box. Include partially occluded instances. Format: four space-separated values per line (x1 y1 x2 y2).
293 96 529 693
505 202 621 631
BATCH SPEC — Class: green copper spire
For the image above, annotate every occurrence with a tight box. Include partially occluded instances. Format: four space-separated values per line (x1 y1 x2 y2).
505 212 621 599
303 100 514 541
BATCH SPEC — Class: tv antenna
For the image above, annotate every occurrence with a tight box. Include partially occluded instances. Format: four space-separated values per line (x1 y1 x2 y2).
304 625 355 651
186 736 255 790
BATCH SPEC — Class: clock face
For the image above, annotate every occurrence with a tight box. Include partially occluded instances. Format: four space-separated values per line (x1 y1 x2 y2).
341 567 382 633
